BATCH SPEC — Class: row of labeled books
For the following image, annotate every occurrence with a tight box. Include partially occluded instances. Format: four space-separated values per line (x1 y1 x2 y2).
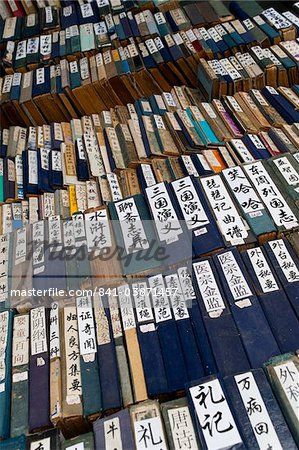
0 240 299 441
1 355 299 450
2 85 299 156
0 0 235 45
2 47 299 128
1 352 299 450
2 4 298 74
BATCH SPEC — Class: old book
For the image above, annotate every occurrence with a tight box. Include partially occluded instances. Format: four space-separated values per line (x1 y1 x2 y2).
265 155 299 209
0 309 13 440
145 181 191 265
60 306 85 436
192 259 251 376
177 265 218 375
49 302 62 428
224 369 296 449
200 173 256 249
107 291 134 407
93 409 135 450
213 248 280 368
93 293 122 412
242 247 299 353
164 272 205 381
264 353 299 446
131 280 168 396
76 296 102 419
117 284 148 402
108 194 161 275
187 376 244 450
29 306 51 432
148 273 188 392
264 239 299 320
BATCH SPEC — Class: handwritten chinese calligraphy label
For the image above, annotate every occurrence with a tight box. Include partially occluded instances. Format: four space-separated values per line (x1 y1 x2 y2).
165 274 189 320
134 417 167 450
76 296 97 356
146 182 183 244
217 251 252 301
115 198 149 253
190 379 242 450
172 177 209 230
104 417 122 450
118 285 136 331
12 314 29 367
193 261 225 315
148 274 172 323
268 240 299 283
85 210 111 254
168 406 199 450
247 248 279 293
15 227 27 265
273 157 299 186
223 166 264 215
64 307 82 404
132 281 154 323
177 267 196 300
50 302 60 360
94 293 110 345
244 162 298 229
235 372 283 450
30 307 47 356
200 174 248 245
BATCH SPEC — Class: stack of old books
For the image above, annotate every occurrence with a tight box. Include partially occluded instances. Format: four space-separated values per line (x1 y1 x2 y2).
1 0 299 449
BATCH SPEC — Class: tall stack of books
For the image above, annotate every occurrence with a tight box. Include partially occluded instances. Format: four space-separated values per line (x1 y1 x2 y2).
1 0 299 449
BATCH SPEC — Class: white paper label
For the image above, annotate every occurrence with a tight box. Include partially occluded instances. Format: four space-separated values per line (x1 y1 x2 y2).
30 438 51 450
268 240 299 283
12 314 29 367
190 379 242 450
193 261 225 313
30 307 47 355
104 417 122 450
247 248 279 293
200 175 248 244
149 274 172 323
273 361 299 420
146 182 182 244
223 166 264 214
49 302 60 359
118 285 135 330
217 251 252 300
165 274 189 320
273 157 299 186
244 162 298 229
168 406 199 450
132 281 154 323
115 198 149 253
85 209 112 254
172 176 209 230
